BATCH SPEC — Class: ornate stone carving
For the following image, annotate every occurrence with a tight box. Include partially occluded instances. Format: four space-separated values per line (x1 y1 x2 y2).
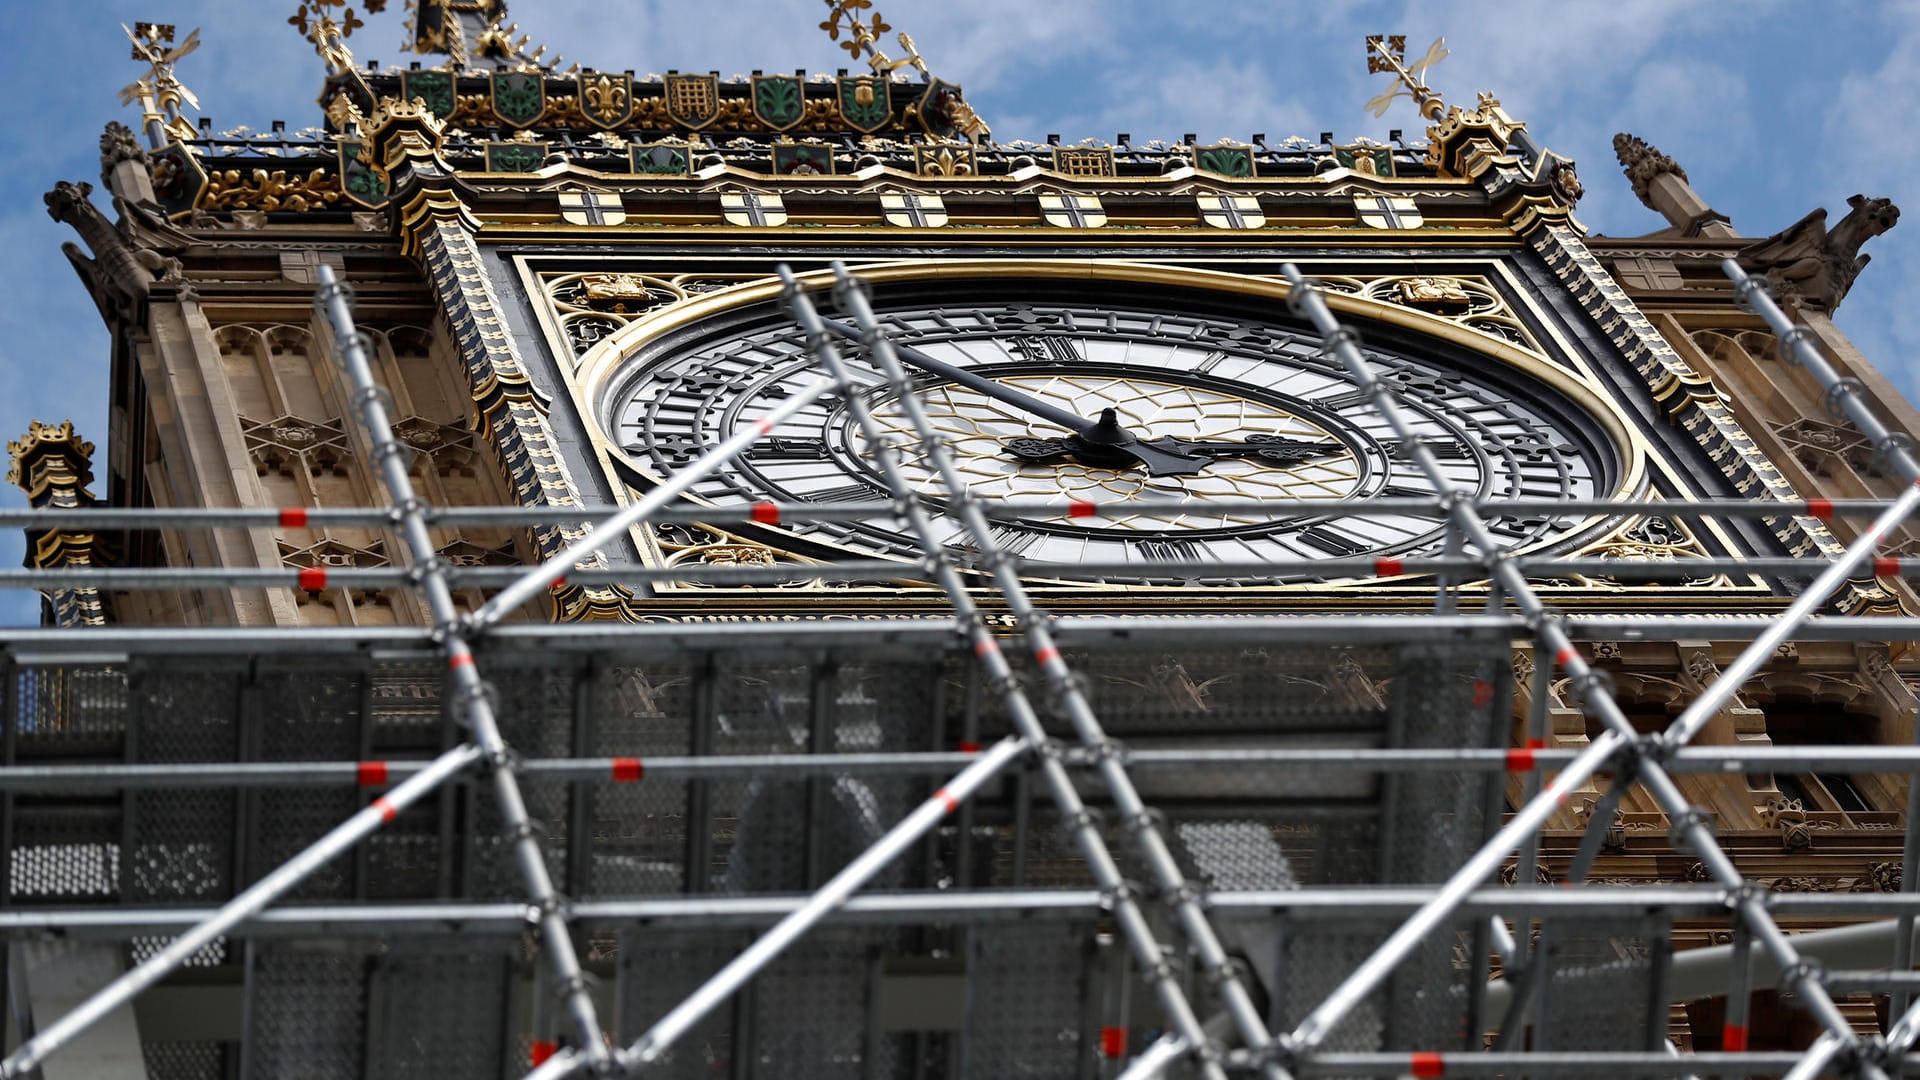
7 420 110 627
1736 194 1901 312
98 121 147 184
44 180 187 322
1613 132 1687 207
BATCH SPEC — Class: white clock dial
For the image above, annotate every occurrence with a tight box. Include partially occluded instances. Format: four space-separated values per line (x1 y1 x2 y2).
603 292 1613 583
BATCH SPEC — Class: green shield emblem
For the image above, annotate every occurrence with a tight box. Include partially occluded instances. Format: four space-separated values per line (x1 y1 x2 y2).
491 72 546 127
148 142 208 219
1195 145 1255 178
751 74 807 132
1334 146 1395 177
401 69 455 119
630 143 690 176
336 139 389 209
485 141 546 173
836 75 891 133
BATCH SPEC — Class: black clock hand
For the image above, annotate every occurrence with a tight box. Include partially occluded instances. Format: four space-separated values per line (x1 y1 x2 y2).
819 319 1212 476
1005 431 1346 468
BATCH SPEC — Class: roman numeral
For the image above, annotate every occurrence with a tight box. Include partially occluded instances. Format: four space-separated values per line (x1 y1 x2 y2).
1195 350 1229 374
1133 538 1199 562
1298 526 1365 557
984 527 1042 556
1387 438 1471 461
802 483 877 504
1316 388 1375 411
746 436 830 461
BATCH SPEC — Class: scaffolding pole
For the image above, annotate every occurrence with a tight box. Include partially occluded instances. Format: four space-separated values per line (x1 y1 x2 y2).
1278 264 1908 1080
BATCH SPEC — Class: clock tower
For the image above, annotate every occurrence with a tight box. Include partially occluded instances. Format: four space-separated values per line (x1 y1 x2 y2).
11 5 1919 1077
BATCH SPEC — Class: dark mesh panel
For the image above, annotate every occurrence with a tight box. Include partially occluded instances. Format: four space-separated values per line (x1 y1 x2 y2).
12 662 127 754
750 928 901 1079
365 946 511 1080
619 928 747 1077
11 802 118 902
1539 913 1668 1054
963 921 1090 1077
245 943 370 1080
131 666 241 903
588 663 693 895
252 669 364 901
470 659 574 899
143 1040 231 1080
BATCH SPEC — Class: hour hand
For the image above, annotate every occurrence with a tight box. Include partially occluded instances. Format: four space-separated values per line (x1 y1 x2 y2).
1166 434 1348 464
1004 431 1344 470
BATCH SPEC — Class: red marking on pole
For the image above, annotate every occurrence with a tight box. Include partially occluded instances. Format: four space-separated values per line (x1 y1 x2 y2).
372 797 397 824
973 637 998 658
611 757 644 783
1527 738 1547 750
297 567 327 591
1067 500 1097 519
356 761 389 787
1875 556 1901 578
934 788 959 814
278 508 309 528
530 1041 558 1066
1034 646 1060 665
448 652 474 670
1721 1025 1748 1052
1804 497 1834 520
1553 646 1576 667
550 576 567 589
1409 1051 1445 1078
751 501 781 524
1505 748 1536 772
1100 1026 1128 1058
1374 556 1405 577
958 741 981 753
1471 680 1493 708
755 416 775 434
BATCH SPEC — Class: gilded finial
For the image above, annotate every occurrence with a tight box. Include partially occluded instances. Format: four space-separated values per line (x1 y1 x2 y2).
116 22 203 149
1363 34 1449 121
819 0 940 79
289 0 386 75
818 0 989 140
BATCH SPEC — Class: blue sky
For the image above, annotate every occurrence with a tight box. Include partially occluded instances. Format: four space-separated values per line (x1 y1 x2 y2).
1 1 1915 625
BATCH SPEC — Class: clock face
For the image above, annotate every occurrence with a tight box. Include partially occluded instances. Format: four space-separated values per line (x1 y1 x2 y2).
601 286 1619 584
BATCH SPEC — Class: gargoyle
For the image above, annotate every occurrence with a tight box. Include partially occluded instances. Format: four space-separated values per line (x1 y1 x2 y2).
43 179 194 325
1736 194 1900 312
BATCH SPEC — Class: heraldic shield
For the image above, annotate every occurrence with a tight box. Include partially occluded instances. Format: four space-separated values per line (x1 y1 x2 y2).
630 143 691 176
1038 193 1107 229
1353 194 1422 229
336 139 389 210
559 189 626 226
751 74 807 132
836 74 892 134
720 191 787 227
318 69 376 123
400 69 455 119
880 192 947 228
665 73 721 130
149 142 208 219
491 72 547 127
1194 144 1256 178
1197 194 1264 229
578 72 635 129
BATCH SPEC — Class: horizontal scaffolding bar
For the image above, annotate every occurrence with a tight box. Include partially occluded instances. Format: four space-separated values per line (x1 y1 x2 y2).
0 496 1897 531
0 745 1915 792
12 612 1920 657
1 888 1912 941
1291 1053 1920 1078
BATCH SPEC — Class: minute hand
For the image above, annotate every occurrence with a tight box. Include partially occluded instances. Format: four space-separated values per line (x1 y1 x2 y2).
818 320 1211 476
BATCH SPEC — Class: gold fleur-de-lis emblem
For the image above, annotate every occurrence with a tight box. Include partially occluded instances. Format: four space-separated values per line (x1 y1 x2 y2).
585 75 627 118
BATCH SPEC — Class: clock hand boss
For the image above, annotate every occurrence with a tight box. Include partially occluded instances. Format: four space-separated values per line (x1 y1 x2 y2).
819 319 1212 476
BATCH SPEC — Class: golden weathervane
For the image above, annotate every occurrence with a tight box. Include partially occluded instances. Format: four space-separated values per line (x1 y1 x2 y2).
117 22 202 146
289 0 386 75
818 0 930 79
1363 34 1450 121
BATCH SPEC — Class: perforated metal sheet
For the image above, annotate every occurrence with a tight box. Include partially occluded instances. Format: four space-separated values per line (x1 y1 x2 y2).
252 669 364 902
1539 913 1669 1053
751 927 900 1079
364 946 511 1080
143 1040 230 1080
618 928 745 1078
244 942 371 1079
963 921 1091 1077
